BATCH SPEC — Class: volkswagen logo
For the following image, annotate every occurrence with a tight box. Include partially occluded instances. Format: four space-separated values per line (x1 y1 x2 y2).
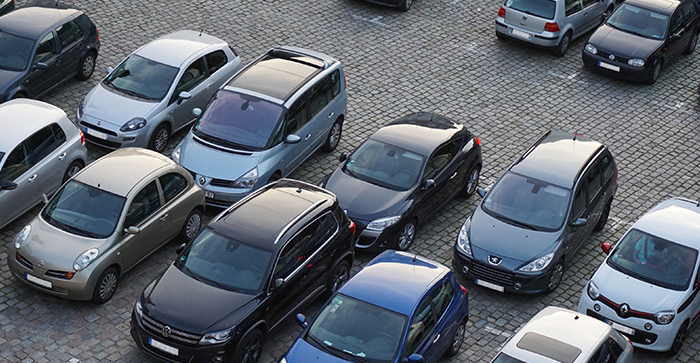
162 326 172 338
619 303 630 317
198 176 206 186
608 54 615 61
37 260 44 268
488 255 502 266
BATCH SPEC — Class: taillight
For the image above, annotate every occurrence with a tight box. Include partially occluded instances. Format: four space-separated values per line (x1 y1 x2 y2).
80 130 85 145
474 136 481 146
229 45 238 57
616 169 618 183
95 27 99 42
498 6 506 17
343 71 347 89
349 220 356 235
460 284 468 296
544 22 560 32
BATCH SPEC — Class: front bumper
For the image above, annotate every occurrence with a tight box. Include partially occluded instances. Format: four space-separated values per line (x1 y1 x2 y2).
582 51 651 82
77 114 150 149
495 19 560 48
8 251 97 301
181 168 256 208
353 220 403 251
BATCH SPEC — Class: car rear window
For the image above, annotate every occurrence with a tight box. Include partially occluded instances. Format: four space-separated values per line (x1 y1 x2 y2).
505 0 556 20
516 332 582 363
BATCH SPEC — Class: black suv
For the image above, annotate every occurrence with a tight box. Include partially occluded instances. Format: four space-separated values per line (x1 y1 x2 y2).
453 130 617 294
131 179 355 363
0 5 100 102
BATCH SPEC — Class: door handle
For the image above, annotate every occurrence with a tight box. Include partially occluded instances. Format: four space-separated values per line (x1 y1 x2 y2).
305 134 312 140
159 214 168 222
328 112 335 119
58 152 67 160
450 172 458 179
433 334 440 344
28 174 37 182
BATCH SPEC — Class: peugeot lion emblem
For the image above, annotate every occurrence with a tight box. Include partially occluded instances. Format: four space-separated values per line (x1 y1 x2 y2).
620 303 630 316
162 326 172 338
609 54 615 61
488 255 502 266
198 176 206 186
37 260 44 268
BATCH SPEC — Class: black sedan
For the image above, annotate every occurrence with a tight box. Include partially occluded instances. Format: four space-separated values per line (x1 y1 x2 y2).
582 0 699 84
321 112 482 252
0 6 100 102
362 0 414 11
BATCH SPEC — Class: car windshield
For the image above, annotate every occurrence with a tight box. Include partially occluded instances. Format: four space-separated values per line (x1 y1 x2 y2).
192 90 284 151
0 30 34 71
607 228 697 291
482 172 571 232
606 4 669 40
306 294 407 363
41 180 126 239
102 54 178 101
491 353 526 363
344 139 425 191
505 0 556 20
175 228 273 294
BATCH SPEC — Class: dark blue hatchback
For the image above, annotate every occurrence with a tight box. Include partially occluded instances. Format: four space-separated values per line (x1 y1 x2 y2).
281 250 469 363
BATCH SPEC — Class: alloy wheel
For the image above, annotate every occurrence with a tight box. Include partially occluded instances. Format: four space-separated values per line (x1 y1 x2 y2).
398 222 416 250
186 213 202 240
83 55 95 77
99 272 118 301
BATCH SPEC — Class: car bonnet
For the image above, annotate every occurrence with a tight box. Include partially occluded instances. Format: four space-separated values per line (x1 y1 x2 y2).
178 132 263 181
588 24 663 59
82 83 161 128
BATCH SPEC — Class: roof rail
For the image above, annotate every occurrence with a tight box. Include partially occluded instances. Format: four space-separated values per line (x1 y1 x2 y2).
273 199 327 245
511 130 552 168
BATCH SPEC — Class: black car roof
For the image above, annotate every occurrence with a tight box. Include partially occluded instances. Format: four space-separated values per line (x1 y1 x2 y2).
210 179 336 251
0 6 80 39
625 0 680 15
371 112 466 157
510 130 605 188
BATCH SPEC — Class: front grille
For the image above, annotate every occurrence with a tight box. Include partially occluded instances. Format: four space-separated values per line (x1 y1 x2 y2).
16 252 32 270
586 309 658 344
45 270 72 279
470 261 516 286
210 178 234 188
84 133 121 148
141 314 202 345
80 121 118 136
598 295 655 321
596 51 630 65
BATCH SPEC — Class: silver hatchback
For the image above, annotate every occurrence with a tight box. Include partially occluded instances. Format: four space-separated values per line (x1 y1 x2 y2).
495 0 615 56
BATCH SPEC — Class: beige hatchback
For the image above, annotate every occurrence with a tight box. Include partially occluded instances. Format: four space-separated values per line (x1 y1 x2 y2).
8 148 205 303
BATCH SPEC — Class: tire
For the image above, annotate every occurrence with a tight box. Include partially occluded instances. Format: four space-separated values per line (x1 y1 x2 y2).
149 123 170 152
398 0 413 11
670 321 688 355
683 31 698 55
460 166 480 198
553 32 571 57
321 120 342 152
496 30 506 40
179 209 202 243
62 160 83 183
444 319 466 357
396 220 417 251
325 260 350 297
233 328 264 363
594 199 611 232
647 60 661 85
92 267 119 304
76 51 96 80
545 261 564 293
11 92 25 99
267 172 281 184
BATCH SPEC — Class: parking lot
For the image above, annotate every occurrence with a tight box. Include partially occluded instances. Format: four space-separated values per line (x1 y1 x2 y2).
2 0 700 361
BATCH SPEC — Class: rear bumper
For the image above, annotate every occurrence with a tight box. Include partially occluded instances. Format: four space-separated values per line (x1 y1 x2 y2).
495 19 560 48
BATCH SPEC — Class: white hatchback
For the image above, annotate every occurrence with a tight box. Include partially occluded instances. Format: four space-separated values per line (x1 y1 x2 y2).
579 198 700 354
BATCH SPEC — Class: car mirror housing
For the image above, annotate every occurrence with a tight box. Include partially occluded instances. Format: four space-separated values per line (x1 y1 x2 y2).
124 226 141 235
0 180 18 191
670 34 682 42
192 107 202 118
41 193 49 204
295 313 308 328
477 187 486 198
33 62 48 71
422 179 435 190
106 66 114 75
274 278 285 289
175 243 186 255
572 218 587 227
338 152 347 162
285 134 301 144
407 354 424 363
177 91 192 105
601 242 611 254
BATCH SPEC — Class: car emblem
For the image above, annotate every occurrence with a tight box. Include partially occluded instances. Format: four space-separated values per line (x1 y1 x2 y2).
97 120 101 126
198 176 206 186
37 260 44 268
488 255 502 265
522 16 527 20
162 326 172 338
619 303 630 317
608 54 615 61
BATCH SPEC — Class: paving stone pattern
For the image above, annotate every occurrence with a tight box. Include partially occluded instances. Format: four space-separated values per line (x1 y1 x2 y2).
2 0 700 362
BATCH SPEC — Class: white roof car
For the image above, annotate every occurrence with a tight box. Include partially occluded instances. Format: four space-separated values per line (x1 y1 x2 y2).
491 306 633 363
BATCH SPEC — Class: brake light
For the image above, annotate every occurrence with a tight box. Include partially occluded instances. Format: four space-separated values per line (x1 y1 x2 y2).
474 136 481 146
544 22 560 32
229 45 238 57
95 27 99 42
80 131 85 145
616 169 618 183
460 284 468 296
349 220 356 235
343 71 347 89
498 7 506 17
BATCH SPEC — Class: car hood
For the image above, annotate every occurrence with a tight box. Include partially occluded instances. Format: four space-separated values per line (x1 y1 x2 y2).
589 24 663 59
325 167 410 221
179 132 262 180
593 263 685 312
143 265 257 333
0 68 23 97
285 337 352 363
82 83 160 127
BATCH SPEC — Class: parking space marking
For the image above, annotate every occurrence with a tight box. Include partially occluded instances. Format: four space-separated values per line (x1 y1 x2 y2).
351 15 390 28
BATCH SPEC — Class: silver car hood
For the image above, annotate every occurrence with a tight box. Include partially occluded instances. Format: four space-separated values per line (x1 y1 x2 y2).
179 132 262 180
594 263 685 312
82 83 160 127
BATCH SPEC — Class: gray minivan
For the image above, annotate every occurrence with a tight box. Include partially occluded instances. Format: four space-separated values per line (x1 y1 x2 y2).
496 0 615 56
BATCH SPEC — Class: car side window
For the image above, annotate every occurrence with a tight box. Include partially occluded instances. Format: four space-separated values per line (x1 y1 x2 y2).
299 213 339 258
599 153 615 180
429 279 454 319
585 165 602 203
327 70 341 100
0 141 32 183
565 0 582 16
403 297 436 359
587 336 622 363
422 141 459 182
28 124 63 164
50 123 67 145
55 20 84 50
582 0 596 9
159 172 188 204
273 225 314 280
308 81 329 119
35 32 58 63
171 57 207 103
570 184 587 222
124 181 162 228
681 1 696 25
205 50 228 74
670 9 684 34
286 98 309 135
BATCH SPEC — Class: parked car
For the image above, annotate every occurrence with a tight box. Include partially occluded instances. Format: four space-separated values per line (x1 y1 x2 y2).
320 112 482 252
361 0 415 11
579 198 700 354
0 6 100 102
0 99 87 230
453 130 617 294
77 30 242 152
496 0 614 56
0 0 14 16
282 250 470 363
8 148 205 303
583 0 699 84
490 306 633 362
130 179 355 363
173 46 347 208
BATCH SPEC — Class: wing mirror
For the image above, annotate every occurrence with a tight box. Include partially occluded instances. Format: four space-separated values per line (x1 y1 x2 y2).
601 242 611 254
192 107 202 118
124 226 141 235
285 134 301 144
33 62 48 71
338 152 347 162
407 354 424 363
177 91 192 105
670 34 682 42
422 179 435 191
477 187 487 198
572 218 587 227
106 66 114 75
274 278 285 289
0 180 17 191
295 313 308 328
176 243 186 255
41 193 49 204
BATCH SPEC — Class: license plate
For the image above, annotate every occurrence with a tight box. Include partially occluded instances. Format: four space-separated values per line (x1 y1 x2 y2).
510 28 532 40
204 191 214 199
85 127 109 140
605 319 635 336
598 61 620 72
149 338 179 356
25 273 52 289
475 278 505 292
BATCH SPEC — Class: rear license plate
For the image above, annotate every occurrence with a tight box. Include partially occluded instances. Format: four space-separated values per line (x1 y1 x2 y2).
149 338 179 356
475 278 505 292
204 191 214 199
605 319 635 335
25 273 52 289
598 61 620 72
85 127 109 140
510 28 532 40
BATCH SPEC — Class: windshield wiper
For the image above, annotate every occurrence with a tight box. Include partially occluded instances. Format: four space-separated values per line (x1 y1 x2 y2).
195 130 254 151
117 87 153 100
343 166 358 179
307 334 368 363
196 274 234 291
495 215 538 231
49 217 100 238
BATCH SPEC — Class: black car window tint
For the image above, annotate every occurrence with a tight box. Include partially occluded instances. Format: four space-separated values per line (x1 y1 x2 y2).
329 69 341 99
308 81 329 118
681 1 696 25
300 213 338 257
586 337 620 363
172 57 207 104
34 32 57 63
423 144 455 182
159 172 188 204
205 50 228 74
0 141 32 183
599 154 615 180
570 184 586 222
585 165 602 203
564 0 582 16
124 181 162 228
55 20 83 49
274 226 314 279
50 123 66 145
28 125 58 163
403 297 436 358
670 9 684 34
606 337 623 358
286 98 309 135
429 280 454 319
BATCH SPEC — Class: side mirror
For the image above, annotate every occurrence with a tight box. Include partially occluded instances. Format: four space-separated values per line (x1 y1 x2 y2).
670 34 682 42
407 354 424 363
422 179 435 191
295 313 308 328
176 243 186 255
338 152 347 163
106 66 114 75
477 188 486 198
33 62 48 71
124 226 141 235
41 193 49 204
274 278 285 289
177 91 192 105
572 218 587 227
192 108 202 118
601 242 611 254
0 180 17 191
285 134 301 144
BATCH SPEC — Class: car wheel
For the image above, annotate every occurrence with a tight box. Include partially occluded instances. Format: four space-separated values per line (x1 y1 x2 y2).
11 92 26 99
326 260 350 296
444 319 466 357
321 120 342 152
76 52 96 80
545 261 564 293
683 31 699 55
648 60 662 85
62 160 83 183
397 220 417 251
234 328 264 363
149 123 170 152
460 166 480 198
267 172 281 184
179 208 202 243
92 267 119 304
398 0 413 11
553 32 571 57
496 30 506 40
670 321 688 355
594 199 612 232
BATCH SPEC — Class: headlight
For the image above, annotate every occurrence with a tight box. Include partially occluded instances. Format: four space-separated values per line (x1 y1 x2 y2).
78 98 86 118
172 145 181 164
199 328 233 345
73 248 99 271
279 358 288 363
456 221 472 257
584 44 597 54
628 58 645 67
518 252 554 272
232 167 259 188
587 281 600 300
366 216 401 231
14 225 31 249
134 299 143 319
120 117 147 132
654 311 675 325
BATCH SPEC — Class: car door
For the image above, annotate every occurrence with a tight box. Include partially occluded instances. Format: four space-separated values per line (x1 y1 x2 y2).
401 294 438 363
283 97 312 172
413 143 457 221
564 182 588 256
169 57 209 130
563 0 586 37
687 263 700 327
440 137 468 199
202 49 231 98
306 72 342 152
157 172 191 235
586 336 624 363
54 19 85 81
0 141 37 228
25 31 62 97
119 180 169 269
295 212 340 293
27 123 67 197
421 279 459 362
580 0 605 33
582 162 605 237
667 8 687 58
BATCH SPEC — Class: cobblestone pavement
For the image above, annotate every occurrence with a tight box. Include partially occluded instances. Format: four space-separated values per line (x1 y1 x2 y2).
2 0 700 362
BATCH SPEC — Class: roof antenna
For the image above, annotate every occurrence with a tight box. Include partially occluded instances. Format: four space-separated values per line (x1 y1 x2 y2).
573 133 577 141
199 27 204 37
412 252 417 262
55 0 59 7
